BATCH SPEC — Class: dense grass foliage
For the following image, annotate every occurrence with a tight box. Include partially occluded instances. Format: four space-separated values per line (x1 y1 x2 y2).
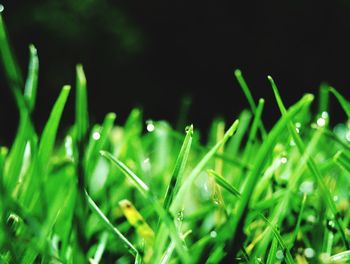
1 14 350 263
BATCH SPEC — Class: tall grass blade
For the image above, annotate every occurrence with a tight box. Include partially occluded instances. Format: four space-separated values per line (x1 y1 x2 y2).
163 125 193 211
330 87 350 118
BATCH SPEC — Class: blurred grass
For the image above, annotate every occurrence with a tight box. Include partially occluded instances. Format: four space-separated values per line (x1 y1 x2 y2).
1 13 350 264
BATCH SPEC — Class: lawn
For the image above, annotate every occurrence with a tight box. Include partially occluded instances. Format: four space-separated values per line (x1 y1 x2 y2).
1 13 350 263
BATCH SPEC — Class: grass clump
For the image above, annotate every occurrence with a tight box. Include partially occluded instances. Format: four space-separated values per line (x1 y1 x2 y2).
1 13 350 264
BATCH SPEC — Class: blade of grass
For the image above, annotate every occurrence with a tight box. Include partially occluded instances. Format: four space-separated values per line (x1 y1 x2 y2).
38 85 71 175
234 69 267 139
290 193 307 246
266 237 278 264
76 64 89 143
269 75 349 249
329 87 350 118
207 169 241 198
243 98 265 162
24 44 39 112
318 83 329 114
163 125 193 211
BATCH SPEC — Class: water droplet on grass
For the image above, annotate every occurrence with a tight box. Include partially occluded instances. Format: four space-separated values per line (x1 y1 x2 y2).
146 121 155 132
210 231 217 238
177 210 184 221
299 181 314 194
317 117 326 127
0 5 4 12
304 248 315 258
280 156 288 164
93 131 101 140
276 250 284 260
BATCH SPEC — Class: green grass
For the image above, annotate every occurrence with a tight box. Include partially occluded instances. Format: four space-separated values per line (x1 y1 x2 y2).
1 14 350 264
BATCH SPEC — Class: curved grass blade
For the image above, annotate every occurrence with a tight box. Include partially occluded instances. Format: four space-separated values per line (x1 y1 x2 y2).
207 169 241 198
85 191 139 258
100 151 190 263
163 125 193 211
329 87 350 118
269 76 349 249
24 44 39 112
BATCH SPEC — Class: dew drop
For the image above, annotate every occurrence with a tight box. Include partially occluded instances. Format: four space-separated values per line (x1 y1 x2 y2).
177 210 184 222
276 250 284 260
0 5 4 12
213 195 221 206
321 111 329 119
92 131 101 140
146 122 155 132
280 156 288 164
307 215 316 223
210 231 217 238
304 248 315 259
299 181 314 194
64 136 73 158
317 117 326 127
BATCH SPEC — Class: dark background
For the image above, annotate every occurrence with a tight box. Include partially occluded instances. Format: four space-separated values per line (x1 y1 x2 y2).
0 0 349 144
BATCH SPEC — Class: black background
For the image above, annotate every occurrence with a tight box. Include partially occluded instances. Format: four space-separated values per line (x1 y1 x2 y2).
0 0 349 144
